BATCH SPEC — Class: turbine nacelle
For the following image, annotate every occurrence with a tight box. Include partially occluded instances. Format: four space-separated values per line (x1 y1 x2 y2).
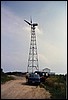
24 19 38 27
33 23 38 27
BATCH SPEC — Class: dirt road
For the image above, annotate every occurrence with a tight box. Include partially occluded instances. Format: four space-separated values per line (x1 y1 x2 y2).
1 75 51 99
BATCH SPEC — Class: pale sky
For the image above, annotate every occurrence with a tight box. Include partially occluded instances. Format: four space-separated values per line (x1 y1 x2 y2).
1 1 67 74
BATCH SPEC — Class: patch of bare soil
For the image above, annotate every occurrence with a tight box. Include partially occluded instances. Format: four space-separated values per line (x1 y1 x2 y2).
1 75 51 99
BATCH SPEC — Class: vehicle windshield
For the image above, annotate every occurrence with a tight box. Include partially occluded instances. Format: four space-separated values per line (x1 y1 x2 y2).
29 73 40 78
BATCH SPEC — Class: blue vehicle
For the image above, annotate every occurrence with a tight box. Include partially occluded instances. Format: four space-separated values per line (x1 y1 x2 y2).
27 73 40 84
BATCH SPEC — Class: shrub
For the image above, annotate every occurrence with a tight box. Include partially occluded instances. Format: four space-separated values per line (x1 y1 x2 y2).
43 75 66 99
1 72 14 84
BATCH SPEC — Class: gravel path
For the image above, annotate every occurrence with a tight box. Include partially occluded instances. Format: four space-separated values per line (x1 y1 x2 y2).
1 75 51 99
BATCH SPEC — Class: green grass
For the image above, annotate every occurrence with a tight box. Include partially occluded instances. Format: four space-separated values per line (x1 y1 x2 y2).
40 75 67 99
1 72 15 84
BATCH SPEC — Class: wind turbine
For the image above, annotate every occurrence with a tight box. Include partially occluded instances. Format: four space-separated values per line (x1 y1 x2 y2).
24 18 39 73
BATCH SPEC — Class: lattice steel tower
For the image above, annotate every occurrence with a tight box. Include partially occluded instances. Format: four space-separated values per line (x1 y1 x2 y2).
24 19 39 73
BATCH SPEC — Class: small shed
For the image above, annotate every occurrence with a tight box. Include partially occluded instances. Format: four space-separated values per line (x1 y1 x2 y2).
42 68 50 73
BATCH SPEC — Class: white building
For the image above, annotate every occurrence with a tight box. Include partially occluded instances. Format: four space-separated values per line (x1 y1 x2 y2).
42 68 55 75
42 68 50 73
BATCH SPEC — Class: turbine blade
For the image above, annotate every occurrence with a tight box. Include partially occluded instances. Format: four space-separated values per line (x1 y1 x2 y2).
30 16 32 24
24 20 31 25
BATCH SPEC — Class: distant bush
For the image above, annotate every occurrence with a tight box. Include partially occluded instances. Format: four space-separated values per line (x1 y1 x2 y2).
1 68 3 72
6 72 26 76
43 75 67 99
